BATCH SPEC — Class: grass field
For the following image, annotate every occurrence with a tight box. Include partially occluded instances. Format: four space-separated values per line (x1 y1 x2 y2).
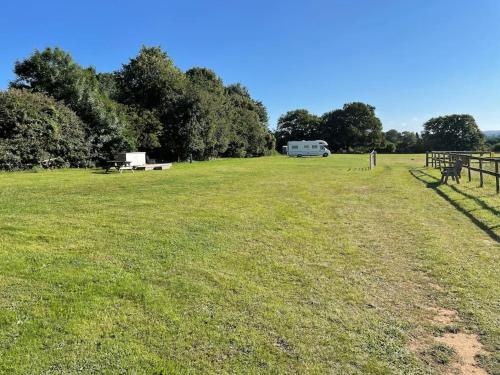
0 155 498 374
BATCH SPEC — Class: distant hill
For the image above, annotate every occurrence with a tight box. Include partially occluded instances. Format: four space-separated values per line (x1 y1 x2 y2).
483 130 500 138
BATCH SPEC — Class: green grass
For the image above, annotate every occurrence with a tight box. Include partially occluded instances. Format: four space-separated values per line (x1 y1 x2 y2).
0 155 498 374
422 343 456 366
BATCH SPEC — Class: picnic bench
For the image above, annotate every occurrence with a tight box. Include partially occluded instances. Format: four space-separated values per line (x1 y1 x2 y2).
104 160 134 173
40 158 58 169
440 159 463 184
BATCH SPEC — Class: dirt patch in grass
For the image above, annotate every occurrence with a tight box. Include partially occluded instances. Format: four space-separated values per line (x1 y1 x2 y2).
436 333 487 375
412 307 488 375
429 307 457 325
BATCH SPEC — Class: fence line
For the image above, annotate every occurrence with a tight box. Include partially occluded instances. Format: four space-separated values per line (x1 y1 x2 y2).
426 151 500 193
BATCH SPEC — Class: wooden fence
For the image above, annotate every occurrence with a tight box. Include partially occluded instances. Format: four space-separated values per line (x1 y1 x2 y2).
426 151 500 193
369 150 377 170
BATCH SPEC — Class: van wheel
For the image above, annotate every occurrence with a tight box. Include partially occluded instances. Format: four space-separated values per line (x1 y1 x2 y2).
297 154 303 158
323 153 329 157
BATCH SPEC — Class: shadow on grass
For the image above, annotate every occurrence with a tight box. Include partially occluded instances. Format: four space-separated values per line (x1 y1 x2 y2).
410 168 500 243
414 169 500 217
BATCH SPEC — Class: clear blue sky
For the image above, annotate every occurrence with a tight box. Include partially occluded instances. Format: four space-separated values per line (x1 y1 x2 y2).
1 0 500 131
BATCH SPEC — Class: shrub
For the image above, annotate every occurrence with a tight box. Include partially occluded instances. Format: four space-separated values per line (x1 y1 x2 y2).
0 89 90 170
379 141 396 153
491 143 500 152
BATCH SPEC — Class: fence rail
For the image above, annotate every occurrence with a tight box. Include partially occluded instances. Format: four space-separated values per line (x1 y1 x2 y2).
426 151 500 193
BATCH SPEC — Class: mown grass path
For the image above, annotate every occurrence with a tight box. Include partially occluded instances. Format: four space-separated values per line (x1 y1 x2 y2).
0 155 498 374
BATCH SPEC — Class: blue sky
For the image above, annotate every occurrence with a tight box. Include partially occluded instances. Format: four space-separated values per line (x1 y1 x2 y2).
1 0 499 131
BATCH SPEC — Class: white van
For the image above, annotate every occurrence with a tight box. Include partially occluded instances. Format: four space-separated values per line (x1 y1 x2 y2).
287 140 331 157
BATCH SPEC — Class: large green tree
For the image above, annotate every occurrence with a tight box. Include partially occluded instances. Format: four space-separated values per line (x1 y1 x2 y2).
422 114 484 151
116 46 187 110
225 84 274 157
321 102 383 151
185 68 231 159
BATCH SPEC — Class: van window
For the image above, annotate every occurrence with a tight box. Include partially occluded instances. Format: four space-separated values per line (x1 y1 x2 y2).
291 145 298 150
304 145 309 149
320 146 325 150
312 145 318 149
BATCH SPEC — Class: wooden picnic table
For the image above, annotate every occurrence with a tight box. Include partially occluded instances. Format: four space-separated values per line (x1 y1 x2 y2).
104 160 134 173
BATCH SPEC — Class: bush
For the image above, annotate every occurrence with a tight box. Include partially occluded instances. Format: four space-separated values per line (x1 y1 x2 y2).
378 141 396 153
0 89 90 170
491 143 500 152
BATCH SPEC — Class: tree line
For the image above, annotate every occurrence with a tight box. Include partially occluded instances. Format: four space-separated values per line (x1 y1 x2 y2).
0 46 490 171
0 46 275 170
275 107 486 153
485 134 500 152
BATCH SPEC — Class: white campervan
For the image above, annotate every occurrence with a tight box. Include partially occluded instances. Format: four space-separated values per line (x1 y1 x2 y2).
287 140 331 157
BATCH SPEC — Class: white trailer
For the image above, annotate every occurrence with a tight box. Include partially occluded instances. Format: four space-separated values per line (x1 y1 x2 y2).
287 140 331 157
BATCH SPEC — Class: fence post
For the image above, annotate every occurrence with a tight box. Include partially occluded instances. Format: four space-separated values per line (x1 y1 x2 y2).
468 156 472 182
496 161 499 194
369 150 377 170
425 152 429 167
479 158 484 187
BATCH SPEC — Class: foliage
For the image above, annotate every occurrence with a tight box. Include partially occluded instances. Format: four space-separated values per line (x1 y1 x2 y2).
116 46 187 110
184 68 231 159
0 89 89 170
381 129 424 153
274 109 321 150
12 47 131 161
321 103 384 152
380 141 397 153
4 46 274 168
224 84 274 157
422 114 484 151
274 103 383 152
485 135 500 152
275 109 487 154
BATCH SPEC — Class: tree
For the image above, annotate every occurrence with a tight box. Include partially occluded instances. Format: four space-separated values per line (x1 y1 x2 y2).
321 102 383 152
224 84 274 157
159 89 206 161
422 115 484 151
116 46 186 110
185 68 231 159
123 107 163 152
398 131 418 152
9 46 274 163
274 109 321 150
385 129 401 145
11 47 131 161
0 89 90 170
11 47 82 102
